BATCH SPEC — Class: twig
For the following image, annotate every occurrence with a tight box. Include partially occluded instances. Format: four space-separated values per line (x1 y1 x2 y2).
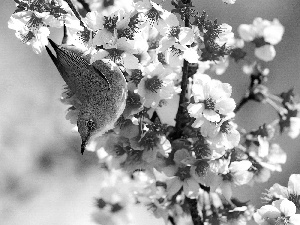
77 0 91 12
234 96 249 113
63 0 86 27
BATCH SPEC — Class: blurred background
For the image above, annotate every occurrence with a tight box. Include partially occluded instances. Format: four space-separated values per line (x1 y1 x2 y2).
0 0 299 224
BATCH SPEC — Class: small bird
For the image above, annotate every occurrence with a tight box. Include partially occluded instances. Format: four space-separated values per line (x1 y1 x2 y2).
46 39 127 154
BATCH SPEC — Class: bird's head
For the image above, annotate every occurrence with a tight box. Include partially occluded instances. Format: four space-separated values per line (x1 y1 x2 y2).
77 109 98 155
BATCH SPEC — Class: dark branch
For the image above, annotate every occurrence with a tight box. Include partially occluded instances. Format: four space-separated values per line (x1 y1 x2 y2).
186 198 204 225
173 1 191 140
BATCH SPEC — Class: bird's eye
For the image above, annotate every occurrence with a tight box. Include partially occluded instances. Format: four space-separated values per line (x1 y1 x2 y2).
86 119 96 130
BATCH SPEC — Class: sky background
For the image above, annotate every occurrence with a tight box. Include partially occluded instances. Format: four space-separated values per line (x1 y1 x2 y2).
0 0 300 224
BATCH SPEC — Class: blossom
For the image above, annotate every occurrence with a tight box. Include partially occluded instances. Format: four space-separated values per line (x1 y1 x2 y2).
158 13 194 52
188 74 236 126
238 18 284 62
217 160 253 201
135 0 173 35
137 63 176 108
7 0 79 53
91 37 140 69
254 45 276 62
163 149 200 198
201 117 240 158
254 199 300 225
264 174 300 208
91 9 136 47
215 24 235 47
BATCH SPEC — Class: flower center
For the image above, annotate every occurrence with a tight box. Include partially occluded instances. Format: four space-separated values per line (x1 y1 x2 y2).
175 166 191 181
130 69 143 85
104 15 118 33
204 98 216 110
288 193 300 209
114 145 126 156
170 45 183 56
273 216 289 225
20 31 35 43
145 76 163 93
220 120 232 134
222 173 233 182
103 0 115 7
149 40 159 50
111 203 123 213
26 13 43 30
105 48 124 64
145 7 160 25
169 26 180 38
157 52 166 64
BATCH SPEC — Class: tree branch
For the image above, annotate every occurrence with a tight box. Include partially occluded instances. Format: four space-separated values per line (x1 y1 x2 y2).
186 198 204 225
173 0 191 140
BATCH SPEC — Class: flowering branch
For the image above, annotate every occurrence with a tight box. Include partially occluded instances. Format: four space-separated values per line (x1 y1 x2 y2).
173 0 191 139
8 0 300 225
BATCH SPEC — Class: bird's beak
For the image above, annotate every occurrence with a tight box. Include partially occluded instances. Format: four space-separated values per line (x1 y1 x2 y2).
81 140 86 155
80 131 93 155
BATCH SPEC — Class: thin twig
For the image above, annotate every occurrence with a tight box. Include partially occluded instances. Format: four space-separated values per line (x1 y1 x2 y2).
234 96 249 113
63 0 86 27
77 0 91 12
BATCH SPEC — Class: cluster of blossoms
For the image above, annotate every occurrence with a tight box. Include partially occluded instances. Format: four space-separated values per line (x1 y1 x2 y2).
254 174 300 225
8 0 84 53
238 18 284 62
8 0 300 224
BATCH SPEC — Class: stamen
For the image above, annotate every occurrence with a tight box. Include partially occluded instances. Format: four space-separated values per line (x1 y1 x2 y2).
144 76 163 93
168 26 180 38
130 69 143 85
103 15 118 33
175 166 191 181
220 120 231 134
145 7 160 26
204 97 216 110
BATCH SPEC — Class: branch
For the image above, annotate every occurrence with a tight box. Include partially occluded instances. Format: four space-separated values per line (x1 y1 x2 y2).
186 198 204 225
173 0 191 140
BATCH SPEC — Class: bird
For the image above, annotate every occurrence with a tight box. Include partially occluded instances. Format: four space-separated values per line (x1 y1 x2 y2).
46 38 127 154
